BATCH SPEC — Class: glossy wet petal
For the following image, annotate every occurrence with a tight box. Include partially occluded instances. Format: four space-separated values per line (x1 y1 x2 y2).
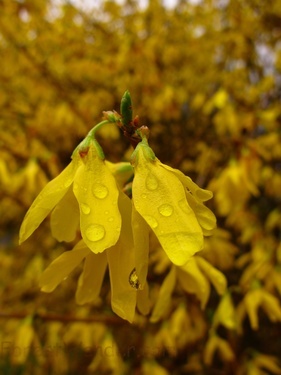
132 145 203 266
73 143 121 253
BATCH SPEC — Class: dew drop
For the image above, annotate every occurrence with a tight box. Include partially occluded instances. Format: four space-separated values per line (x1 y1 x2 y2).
129 268 141 289
85 224 105 242
108 217 114 222
158 204 174 217
81 203 91 215
145 173 158 191
144 215 158 229
92 183 109 199
141 193 147 199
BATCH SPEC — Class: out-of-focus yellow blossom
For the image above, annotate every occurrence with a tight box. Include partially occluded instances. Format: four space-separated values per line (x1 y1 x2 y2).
88 332 126 374
141 360 170 375
19 138 123 255
237 287 281 330
131 135 216 266
168 303 207 349
212 292 237 330
203 334 235 365
12 316 36 364
252 353 281 375
202 228 239 270
177 256 227 308
210 154 260 216
39 192 147 322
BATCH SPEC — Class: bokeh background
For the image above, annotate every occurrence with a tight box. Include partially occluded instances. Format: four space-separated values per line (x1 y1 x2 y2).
1 0 281 374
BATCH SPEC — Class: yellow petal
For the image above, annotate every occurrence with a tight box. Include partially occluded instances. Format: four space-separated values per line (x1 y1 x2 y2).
73 143 121 253
75 251 107 305
132 146 203 266
132 202 150 288
195 256 227 295
244 289 262 330
213 293 237 330
184 191 217 231
177 258 210 308
19 159 80 244
106 192 136 323
137 282 151 315
12 318 35 364
203 335 218 365
50 187 79 242
39 240 90 292
150 266 177 322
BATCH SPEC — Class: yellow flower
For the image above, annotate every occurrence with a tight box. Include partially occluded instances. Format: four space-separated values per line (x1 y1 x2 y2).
131 137 216 266
19 139 123 255
39 192 148 322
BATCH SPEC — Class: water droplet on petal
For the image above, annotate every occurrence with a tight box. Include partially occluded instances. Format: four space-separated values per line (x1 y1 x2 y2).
92 184 109 199
158 204 174 217
145 173 158 191
85 224 105 242
129 268 141 289
108 217 114 222
141 193 147 199
81 203 91 215
144 215 158 228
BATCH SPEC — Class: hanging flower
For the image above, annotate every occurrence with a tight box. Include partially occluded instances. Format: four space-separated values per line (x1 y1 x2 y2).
131 133 216 266
19 137 123 255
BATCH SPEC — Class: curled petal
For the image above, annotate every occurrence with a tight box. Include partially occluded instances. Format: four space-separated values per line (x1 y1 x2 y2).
161 164 213 201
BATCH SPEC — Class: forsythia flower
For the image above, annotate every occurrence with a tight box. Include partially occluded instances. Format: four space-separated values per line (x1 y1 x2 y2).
131 136 216 266
19 138 123 254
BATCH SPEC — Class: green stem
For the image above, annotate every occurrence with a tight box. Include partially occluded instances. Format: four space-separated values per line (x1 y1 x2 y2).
88 120 111 139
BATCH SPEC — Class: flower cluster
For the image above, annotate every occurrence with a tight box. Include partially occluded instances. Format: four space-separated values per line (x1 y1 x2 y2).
19 91 218 322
